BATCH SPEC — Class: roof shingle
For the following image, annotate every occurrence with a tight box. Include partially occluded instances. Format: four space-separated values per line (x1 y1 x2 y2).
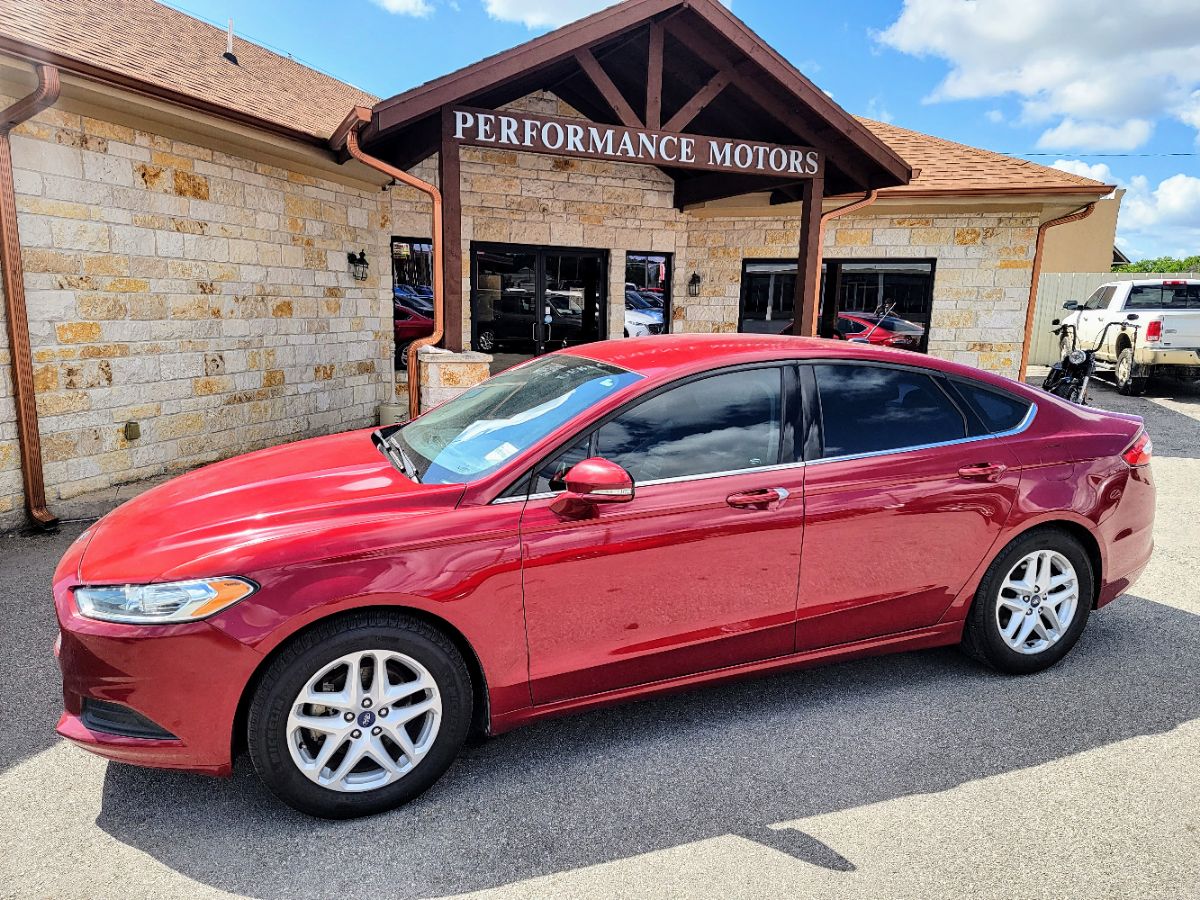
0 0 376 140
856 118 1113 196
0 0 1113 198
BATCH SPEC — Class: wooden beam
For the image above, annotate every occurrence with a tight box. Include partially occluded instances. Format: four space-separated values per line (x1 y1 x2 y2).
794 175 824 337
574 47 642 128
662 65 734 133
664 17 877 191
439 106 464 352
646 21 664 129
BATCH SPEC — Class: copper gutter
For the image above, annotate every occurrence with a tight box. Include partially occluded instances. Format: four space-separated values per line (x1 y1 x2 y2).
343 118 444 421
809 189 879 336
1 64 61 529
1018 202 1096 381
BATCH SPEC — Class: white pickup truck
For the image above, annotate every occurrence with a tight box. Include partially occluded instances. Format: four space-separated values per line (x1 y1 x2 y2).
1057 278 1200 395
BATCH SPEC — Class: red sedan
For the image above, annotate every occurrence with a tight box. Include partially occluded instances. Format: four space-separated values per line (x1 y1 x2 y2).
835 311 926 348
393 303 434 368
53 335 1154 818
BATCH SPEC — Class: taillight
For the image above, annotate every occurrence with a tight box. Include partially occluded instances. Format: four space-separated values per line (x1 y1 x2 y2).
1122 431 1152 467
1145 320 1162 342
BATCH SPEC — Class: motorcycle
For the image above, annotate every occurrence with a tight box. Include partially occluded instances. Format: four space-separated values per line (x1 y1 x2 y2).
1043 319 1139 405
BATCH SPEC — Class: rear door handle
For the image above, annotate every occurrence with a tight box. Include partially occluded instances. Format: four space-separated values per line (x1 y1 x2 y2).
726 487 790 510
958 462 1007 482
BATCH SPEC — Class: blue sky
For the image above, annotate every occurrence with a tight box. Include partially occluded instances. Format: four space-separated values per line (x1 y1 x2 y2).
165 0 1200 261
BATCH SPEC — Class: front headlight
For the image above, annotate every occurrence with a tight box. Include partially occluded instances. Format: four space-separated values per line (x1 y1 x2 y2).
74 577 257 624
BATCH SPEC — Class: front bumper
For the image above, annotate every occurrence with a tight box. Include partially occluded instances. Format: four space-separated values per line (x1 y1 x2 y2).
54 550 264 776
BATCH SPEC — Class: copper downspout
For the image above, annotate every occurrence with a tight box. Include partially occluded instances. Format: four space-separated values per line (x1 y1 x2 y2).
809 189 879 336
1018 203 1096 381
1 64 61 529
344 125 444 421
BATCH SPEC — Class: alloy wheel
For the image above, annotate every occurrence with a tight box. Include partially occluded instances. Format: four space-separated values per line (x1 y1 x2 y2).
995 550 1079 655
1117 353 1131 384
286 650 442 793
477 330 495 352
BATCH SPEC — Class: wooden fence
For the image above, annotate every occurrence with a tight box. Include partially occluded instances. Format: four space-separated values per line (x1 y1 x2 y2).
1026 272 1200 367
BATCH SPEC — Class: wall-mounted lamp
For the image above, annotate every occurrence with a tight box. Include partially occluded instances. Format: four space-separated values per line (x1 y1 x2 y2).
687 272 702 297
347 250 369 281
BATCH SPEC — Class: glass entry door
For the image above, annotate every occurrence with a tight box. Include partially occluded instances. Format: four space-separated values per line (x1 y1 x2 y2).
471 244 607 358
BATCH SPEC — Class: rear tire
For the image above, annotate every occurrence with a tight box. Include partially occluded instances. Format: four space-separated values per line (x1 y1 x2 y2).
1115 347 1147 396
961 527 1093 674
247 612 472 819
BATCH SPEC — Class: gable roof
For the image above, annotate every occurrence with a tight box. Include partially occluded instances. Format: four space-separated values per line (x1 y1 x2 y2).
362 0 913 201
0 0 1114 201
0 0 375 143
856 119 1115 197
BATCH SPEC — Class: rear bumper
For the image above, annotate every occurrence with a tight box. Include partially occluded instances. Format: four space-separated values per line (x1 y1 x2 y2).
1096 464 1155 608
1133 348 1200 368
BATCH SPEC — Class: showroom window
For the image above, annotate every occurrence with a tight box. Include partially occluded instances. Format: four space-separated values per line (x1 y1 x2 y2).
626 252 673 333
814 364 967 458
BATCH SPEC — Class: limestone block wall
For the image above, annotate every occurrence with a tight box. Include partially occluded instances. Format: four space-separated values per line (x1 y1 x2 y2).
453 92 687 348
0 94 401 528
680 210 1039 376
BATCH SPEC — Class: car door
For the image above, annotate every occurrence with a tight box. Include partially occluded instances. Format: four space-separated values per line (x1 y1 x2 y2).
795 362 1022 651
516 365 806 704
1074 285 1113 349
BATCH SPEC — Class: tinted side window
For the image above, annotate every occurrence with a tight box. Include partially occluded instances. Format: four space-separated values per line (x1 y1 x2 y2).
533 436 591 494
1082 287 1111 311
595 368 784 483
814 364 966 458
951 380 1031 433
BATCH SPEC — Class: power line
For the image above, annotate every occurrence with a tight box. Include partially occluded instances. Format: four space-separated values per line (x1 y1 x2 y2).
1009 152 1199 158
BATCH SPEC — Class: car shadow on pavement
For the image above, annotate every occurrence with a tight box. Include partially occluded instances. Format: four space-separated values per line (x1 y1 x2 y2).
95 594 1199 899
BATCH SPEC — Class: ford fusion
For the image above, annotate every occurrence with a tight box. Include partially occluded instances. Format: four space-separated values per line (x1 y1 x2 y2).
53 335 1155 818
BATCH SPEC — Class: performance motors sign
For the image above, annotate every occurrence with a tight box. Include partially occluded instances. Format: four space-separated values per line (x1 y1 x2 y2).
451 107 822 178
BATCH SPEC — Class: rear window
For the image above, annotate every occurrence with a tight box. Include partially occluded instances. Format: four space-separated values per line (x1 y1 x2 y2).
814 364 967 458
951 381 1032 433
1124 283 1200 310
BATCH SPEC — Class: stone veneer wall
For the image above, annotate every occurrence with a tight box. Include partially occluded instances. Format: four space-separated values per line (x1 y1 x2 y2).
454 92 687 347
0 92 430 529
679 211 1039 376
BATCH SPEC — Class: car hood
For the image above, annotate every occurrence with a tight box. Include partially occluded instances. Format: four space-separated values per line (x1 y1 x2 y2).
77 429 464 584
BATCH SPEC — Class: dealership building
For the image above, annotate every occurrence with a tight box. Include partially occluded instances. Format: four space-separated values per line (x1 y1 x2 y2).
0 0 1118 529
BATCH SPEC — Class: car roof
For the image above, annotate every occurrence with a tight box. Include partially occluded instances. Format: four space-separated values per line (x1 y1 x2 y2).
563 333 1023 391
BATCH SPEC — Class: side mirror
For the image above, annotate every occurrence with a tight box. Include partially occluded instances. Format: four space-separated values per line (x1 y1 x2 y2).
1062 301 1079 310
1051 318 1061 326
1127 313 1139 321
551 458 634 516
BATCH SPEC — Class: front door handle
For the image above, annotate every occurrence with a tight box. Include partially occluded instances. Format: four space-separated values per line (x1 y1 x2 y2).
726 487 790 510
958 462 1007 482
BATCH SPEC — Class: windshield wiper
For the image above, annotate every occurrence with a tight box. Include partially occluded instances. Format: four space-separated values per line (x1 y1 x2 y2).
371 427 421 482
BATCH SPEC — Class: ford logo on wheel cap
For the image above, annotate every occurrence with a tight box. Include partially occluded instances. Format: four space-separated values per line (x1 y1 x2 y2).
357 710 376 728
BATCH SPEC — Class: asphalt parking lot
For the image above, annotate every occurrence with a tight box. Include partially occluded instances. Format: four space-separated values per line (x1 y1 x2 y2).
2 375 1198 899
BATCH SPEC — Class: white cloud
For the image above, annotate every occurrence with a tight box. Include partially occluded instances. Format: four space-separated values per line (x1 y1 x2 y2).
877 0 1200 151
1053 160 1200 258
1050 159 1116 184
1036 118 1153 152
985 109 1004 124
373 0 434 15
864 96 894 123
483 0 728 30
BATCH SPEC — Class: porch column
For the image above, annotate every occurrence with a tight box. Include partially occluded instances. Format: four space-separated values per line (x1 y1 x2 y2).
439 106 464 352
794 174 824 337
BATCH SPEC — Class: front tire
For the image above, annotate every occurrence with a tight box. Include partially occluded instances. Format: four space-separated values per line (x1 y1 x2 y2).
247 612 472 818
962 528 1093 674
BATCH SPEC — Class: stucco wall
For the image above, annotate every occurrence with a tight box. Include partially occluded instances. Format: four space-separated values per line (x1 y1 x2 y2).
0 92 406 529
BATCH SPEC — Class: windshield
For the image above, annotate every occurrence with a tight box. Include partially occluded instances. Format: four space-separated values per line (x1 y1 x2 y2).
394 355 643 484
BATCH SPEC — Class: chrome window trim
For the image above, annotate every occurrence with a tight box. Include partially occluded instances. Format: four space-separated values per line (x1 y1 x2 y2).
810 401 1038 467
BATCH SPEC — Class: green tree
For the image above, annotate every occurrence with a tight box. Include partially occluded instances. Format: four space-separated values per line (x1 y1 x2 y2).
1114 255 1200 273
